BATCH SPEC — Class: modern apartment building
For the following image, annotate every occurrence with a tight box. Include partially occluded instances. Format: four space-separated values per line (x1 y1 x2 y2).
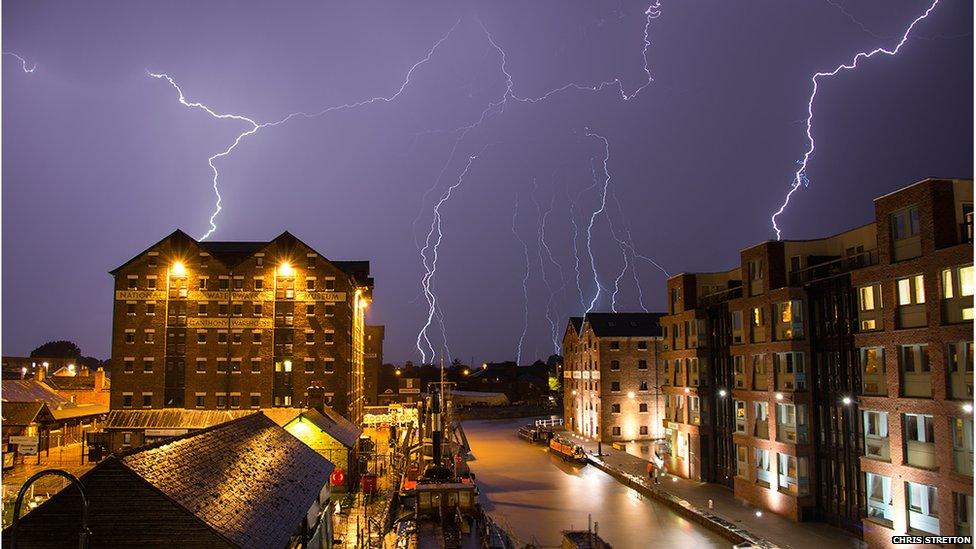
658 178 973 540
562 313 666 446
109 230 373 425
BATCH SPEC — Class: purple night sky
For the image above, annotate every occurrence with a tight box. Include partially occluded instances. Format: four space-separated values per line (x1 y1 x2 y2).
2 1 972 364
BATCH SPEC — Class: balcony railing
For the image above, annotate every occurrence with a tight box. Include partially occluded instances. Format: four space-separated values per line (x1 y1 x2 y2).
861 370 888 396
789 248 879 286
905 440 936 469
954 449 973 475
753 419 768 439
950 372 974 399
698 285 743 308
864 434 890 461
776 424 808 444
902 372 932 398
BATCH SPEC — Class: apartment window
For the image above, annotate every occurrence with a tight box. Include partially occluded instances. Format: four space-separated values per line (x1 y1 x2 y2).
774 352 806 391
196 360 206 373
252 331 262 344
639 380 649 391
859 285 878 310
610 360 620 371
670 287 681 313
324 278 335 291
216 394 227 408
254 278 264 290
229 395 241 408
195 394 205 409
250 394 261 408
251 359 261 373
862 410 890 461
611 382 620 392
198 302 208 316
217 359 228 373
306 304 315 317
610 341 620 351
305 331 314 345
942 265 975 322
232 303 242 316
859 346 886 396
777 403 808 443
324 359 335 373
639 403 648 413
233 277 243 291
306 278 316 291
637 340 647 350
324 332 334 344
141 392 152 408
126 302 136 315
125 330 135 344
144 330 155 343
736 444 749 479
122 393 133 408
753 401 769 438
232 331 242 345
197 332 207 344
748 259 764 296
890 206 922 260
777 453 809 496
199 277 208 290
611 403 621 414
951 417 974 476
774 300 803 340
230 359 241 373
637 359 648 370
734 355 746 389
731 311 743 343
858 283 883 330
218 303 229 316
305 360 315 373
127 276 138 289
957 493 974 536
897 275 925 305
689 396 700 425
754 448 772 487
864 472 893 526
751 307 765 343
900 344 931 398
906 482 939 535
146 303 155 315
253 303 263 316
734 400 746 433
904 413 936 469
612 426 621 437
255 256 264 267
639 426 649 435
752 354 768 390
325 304 335 316
947 341 974 399
142 358 154 374
123 358 134 373
217 331 228 344
218 277 229 290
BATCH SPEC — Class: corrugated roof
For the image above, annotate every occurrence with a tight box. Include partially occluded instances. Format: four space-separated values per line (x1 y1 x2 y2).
1 401 45 426
44 375 110 391
50 404 109 421
295 407 362 449
118 413 334 549
1 379 71 407
103 409 256 430
584 312 665 337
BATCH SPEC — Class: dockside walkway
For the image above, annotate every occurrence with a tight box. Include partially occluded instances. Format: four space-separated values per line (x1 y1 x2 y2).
569 435 866 549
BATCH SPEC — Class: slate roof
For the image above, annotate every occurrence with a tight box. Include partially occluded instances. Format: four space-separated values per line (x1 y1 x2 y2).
117 413 334 549
103 409 256 430
44 375 110 391
584 312 666 337
196 240 267 266
1 380 70 407
568 317 584 336
1 401 45 426
294 407 363 449
49 404 109 422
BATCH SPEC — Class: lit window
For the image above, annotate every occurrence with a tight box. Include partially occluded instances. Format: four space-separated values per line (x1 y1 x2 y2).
897 275 925 305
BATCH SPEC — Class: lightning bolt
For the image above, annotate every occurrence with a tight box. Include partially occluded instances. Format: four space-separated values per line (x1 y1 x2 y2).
532 179 567 354
416 149 486 363
150 19 461 240
511 192 531 366
584 129 613 314
770 0 940 239
3 52 36 73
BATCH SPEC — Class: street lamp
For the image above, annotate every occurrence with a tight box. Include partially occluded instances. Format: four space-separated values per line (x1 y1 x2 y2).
279 262 293 276
171 261 186 276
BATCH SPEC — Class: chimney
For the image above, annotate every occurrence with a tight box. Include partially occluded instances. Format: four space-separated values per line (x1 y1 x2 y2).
94 368 106 391
35 365 45 383
80 365 90 377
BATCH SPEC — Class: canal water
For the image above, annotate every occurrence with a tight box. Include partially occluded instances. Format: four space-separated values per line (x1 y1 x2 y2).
463 417 729 549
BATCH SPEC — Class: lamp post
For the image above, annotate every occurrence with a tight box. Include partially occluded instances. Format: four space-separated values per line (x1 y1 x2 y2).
11 469 90 548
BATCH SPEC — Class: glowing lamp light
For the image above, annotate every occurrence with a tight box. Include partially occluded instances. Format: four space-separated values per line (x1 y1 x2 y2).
627 391 635 399
755 511 763 518
67 364 76 375
842 396 852 406
572 390 577 396
463 369 470 376
394 369 402 376
775 393 784 400
20 367 27 376
279 262 293 276
964 403 973 414
171 261 186 276
684 387 690 394
718 389 727 397
42 362 49 368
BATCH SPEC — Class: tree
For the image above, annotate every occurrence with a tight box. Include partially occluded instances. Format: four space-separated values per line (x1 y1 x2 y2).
30 340 81 359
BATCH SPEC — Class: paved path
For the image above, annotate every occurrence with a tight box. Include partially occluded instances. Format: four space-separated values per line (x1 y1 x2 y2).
569 435 866 549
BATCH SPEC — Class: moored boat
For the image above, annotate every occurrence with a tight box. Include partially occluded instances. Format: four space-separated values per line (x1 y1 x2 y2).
548 434 587 464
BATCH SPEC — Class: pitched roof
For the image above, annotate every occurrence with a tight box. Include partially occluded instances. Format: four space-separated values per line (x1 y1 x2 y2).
103 409 256 430
196 240 267 266
1 401 45 426
1 379 71 407
44 375 110 391
584 312 665 337
117 413 334 549
567 317 584 337
291 407 362 449
49 404 109 421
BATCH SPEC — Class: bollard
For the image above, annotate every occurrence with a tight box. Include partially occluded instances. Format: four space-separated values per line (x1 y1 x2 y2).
708 499 713 510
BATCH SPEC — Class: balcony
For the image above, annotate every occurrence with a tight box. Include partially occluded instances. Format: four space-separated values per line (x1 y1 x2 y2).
753 372 768 391
954 448 973 476
950 371 974 399
866 498 893 526
734 373 747 389
756 466 773 488
776 372 806 392
897 304 927 329
672 407 684 423
789 248 879 286
690 409 701 426
698 285 743 308
902 372 932 398
751 327 767 344
774 321 804 341
749 279 764 297
778 474 809 496
776 424 808 445
905 440 936 469
859 308 883 332
753 419 769 439
943 296 974 324
864 434 890 461
861 369 888 396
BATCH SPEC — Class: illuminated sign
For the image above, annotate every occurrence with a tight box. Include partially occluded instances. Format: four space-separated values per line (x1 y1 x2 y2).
297 291 346 302
115 290 167 301
187 317 273 329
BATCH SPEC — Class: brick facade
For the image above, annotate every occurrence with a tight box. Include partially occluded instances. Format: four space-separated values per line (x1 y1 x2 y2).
109 230 373 425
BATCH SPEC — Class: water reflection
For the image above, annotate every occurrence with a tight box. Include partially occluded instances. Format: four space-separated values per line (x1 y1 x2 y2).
464 417 728 549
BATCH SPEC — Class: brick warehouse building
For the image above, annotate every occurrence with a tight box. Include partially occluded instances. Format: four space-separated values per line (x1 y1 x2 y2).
562 313 666 448
657 178 973 542
364 325 384 405
108 230 373 425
